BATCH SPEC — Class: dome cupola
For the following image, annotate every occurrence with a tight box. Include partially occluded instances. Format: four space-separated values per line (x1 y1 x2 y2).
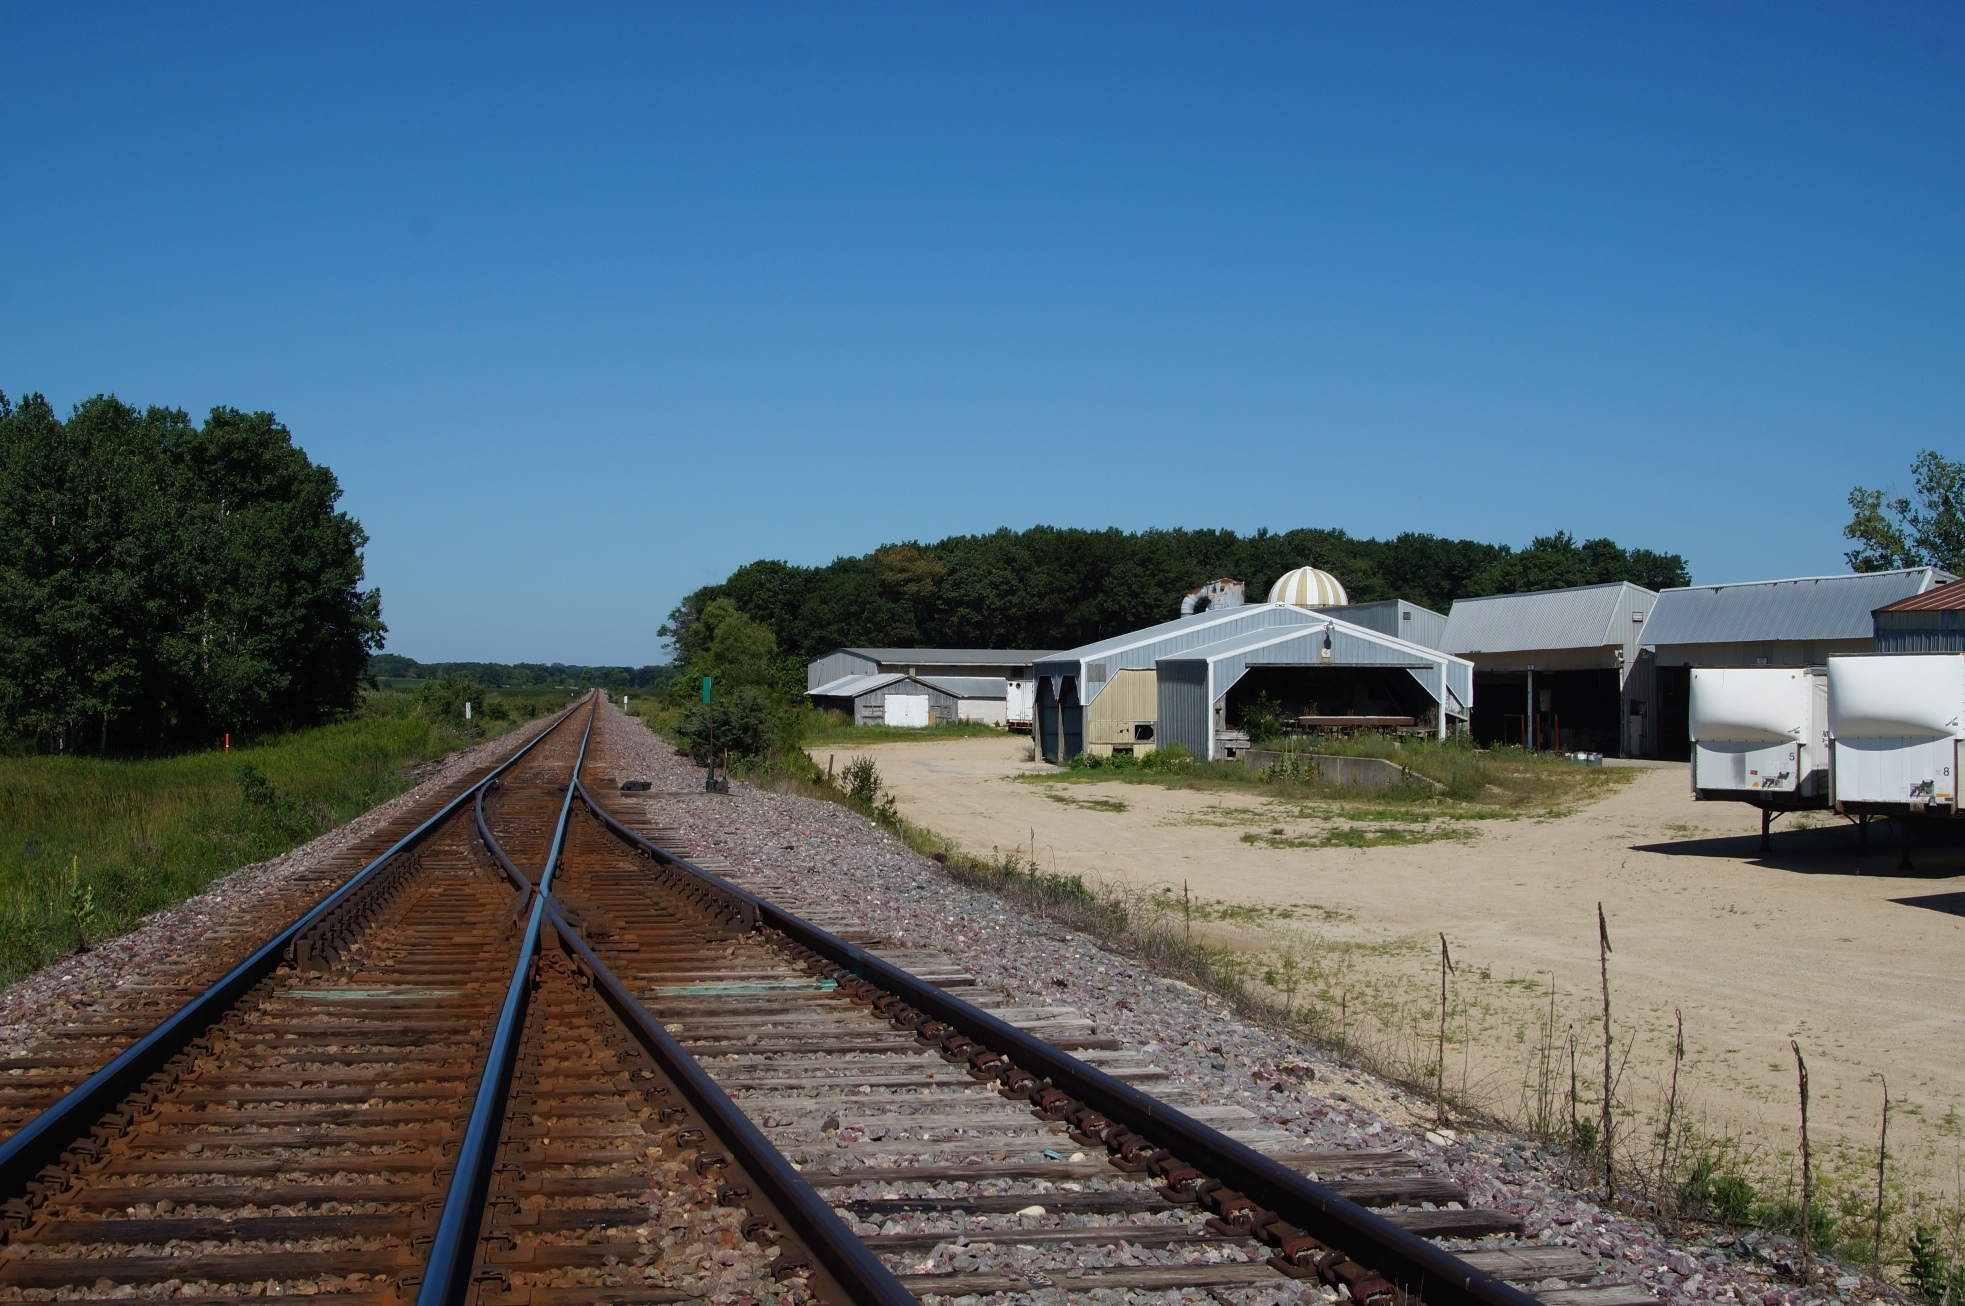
1266 566 1348 607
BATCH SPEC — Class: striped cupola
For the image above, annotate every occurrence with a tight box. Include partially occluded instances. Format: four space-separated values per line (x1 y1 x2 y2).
1266 566 1348 607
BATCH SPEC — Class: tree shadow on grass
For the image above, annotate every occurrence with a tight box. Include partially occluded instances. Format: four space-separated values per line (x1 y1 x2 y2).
1631 816 1965 879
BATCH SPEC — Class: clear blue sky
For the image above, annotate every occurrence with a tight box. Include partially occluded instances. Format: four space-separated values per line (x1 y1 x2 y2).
4 4 1959 664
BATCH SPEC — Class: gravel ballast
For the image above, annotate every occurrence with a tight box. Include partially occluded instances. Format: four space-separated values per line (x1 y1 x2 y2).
595 706 1886 1306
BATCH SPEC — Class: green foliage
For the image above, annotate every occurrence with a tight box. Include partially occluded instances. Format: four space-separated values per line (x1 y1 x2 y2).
832 754 899 823
675 686 782 763
665 525 1690 662
1237 692 1292 744
1065 743 1194 774
1909 1225 1965 1303
414 674 486 725
367 655 675 692
1846 450 1965 574
0 391 384 748
0 706 493 983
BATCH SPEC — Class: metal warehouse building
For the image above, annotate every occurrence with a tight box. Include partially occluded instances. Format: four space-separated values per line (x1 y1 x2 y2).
1639 567 1954 757
1032 604 1472 762
1442 582 1659 756
805 647 1054 689
1873 579 1965 653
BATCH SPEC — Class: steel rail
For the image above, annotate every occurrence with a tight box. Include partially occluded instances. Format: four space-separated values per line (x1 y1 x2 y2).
543 903 919 1306
573 777 1542 1306
0 702 583 1211
416 695 596 1304
437 695 912 1306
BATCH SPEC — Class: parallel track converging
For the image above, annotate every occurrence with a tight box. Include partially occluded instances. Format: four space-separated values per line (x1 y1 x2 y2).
0 694 1614 1306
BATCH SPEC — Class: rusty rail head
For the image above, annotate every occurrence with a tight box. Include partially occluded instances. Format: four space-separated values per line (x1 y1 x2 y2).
0 701 584 1215
573 778 757 933
417 694 599 1305
545 902 918 1306
573 784 1544 1306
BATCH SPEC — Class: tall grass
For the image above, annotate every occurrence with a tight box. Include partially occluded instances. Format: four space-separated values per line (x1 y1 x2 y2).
0 706 502 984
1046 736 1627 813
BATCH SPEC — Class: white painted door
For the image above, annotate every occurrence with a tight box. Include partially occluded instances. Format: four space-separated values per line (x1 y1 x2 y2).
885 695 931 728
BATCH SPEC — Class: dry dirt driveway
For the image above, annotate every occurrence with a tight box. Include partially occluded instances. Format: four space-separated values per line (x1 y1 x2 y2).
832 734 1965 1192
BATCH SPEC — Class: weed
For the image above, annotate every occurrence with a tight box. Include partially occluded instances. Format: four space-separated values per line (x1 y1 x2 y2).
1240 826 1477 850
1045 790 1128 813
0 699 507 984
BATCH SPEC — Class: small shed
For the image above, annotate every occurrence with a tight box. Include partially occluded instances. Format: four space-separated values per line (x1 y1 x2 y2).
1443 582 1658 756
1873 579 1965 653
1640 567 1955 758
806 672 998 728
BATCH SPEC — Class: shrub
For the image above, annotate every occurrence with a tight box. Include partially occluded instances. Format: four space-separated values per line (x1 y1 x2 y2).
675 687 780 763
415 675 485 725
1909 1226 1964 1303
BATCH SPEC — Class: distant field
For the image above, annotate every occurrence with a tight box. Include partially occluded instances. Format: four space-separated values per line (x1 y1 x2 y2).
0 707 516 985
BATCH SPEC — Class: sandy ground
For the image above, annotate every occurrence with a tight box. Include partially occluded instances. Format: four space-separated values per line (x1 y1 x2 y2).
824 733 1965 1199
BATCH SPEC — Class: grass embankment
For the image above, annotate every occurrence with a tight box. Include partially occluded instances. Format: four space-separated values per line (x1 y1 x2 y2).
0 700 518 985
1026 737 1631 848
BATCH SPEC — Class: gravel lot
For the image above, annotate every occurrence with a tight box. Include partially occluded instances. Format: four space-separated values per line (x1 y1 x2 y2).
596 706 1885 1306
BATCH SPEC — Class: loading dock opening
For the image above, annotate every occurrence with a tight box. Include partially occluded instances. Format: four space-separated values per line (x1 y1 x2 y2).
1224 666 1441 735
1471 668 1622 753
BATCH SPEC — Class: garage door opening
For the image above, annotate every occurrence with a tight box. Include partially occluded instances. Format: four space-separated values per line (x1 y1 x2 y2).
1222 666 1442 740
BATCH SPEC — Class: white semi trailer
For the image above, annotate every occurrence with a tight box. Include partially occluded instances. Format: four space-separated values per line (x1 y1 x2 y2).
1005 679 1036 733
1827 653 1964 816
1689 666 1829 852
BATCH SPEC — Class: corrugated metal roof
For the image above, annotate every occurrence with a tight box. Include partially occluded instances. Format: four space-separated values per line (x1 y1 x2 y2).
1641 568 1953 646
842 648 1056 663
1875 578 1965 614
1443 583 1657 655
915 675 1008 698
1160 618 1475 717
1033 605 1322 703
806 672 908 699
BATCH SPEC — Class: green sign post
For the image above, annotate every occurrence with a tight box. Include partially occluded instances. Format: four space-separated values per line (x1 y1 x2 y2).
700 676 728 793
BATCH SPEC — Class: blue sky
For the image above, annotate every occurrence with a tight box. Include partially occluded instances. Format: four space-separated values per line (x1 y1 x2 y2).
4 4 1959 664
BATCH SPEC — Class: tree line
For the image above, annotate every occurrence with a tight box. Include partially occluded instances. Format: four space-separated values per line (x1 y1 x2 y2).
666 525 1691 664
368 655 676 692
0 393 383 751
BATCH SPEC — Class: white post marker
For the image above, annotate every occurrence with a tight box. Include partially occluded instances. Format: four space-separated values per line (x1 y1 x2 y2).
464 701 472 720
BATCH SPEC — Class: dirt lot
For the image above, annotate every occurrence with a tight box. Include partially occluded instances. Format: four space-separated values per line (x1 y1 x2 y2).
828 733 1965 1198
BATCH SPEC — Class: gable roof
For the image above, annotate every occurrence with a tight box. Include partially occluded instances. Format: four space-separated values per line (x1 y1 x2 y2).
1641 568 1954 646
1443 583 1657 655
839 648 1054 664
1875 578 1965 614
807 672 909 699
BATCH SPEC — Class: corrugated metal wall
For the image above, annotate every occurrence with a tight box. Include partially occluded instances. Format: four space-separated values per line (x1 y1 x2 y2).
1875 612 1965 653
1156 662 1213 758
1083 669 1160 752
808 650 881 689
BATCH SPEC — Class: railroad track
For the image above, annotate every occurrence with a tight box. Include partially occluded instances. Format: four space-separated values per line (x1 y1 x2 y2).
0 694 1649 1306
